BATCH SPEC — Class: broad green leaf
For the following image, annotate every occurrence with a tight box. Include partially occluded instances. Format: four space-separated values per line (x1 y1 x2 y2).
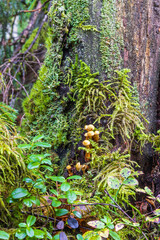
101 216 112 225
0 231 10 240
87 220 105 229
52 199 61 207
145 187 153 196
61 182 70 192
67 175 82 180
26 227 34 237
154 209 160 216
83 231 101 239
32 135 44 142
34 229 45 239
76 234 83 240
18 144 32 149
109 230 121 240
26 215 36 227
50 189 58 196
30 196 40 206
33 142 51 148
11 188 29 199
27 161 40 170
66 191 77 203
123 177 138 186
18 223 27 228
23 198 32 207
120 168 131 179
41 159 52 165
46 231 52 240
15 229 26 239
47 176 65 182
53 234 60 240
55 209 69 217
73 211 82 219
108 176 121 189
23 178 34 183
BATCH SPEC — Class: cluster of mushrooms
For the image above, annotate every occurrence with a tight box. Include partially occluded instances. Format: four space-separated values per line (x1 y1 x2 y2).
66 124 100 176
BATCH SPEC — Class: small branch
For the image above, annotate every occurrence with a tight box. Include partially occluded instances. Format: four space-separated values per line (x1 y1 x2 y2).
18 0 50 14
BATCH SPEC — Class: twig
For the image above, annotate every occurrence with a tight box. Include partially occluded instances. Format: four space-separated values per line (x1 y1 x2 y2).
104 189 148 240
18 0 50 14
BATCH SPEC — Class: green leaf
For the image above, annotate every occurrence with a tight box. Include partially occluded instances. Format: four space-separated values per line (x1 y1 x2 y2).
87 220 105 229
26 215 36 227
123 177 138 186
61 182 70 192
27 161 40 170
46 231 52 240
154 209 160 216
11 188 29 199
109 230 121 240
18 144 32 149
0 231 10 240
53 234 60 240
41 159 52 165
26 227 34 237
33 142 51 148
23 178 34 183
18 223 27 228
50 189 58 196
55 209 69 216
144 187 153 196
66 191 77 203
30 196 40 206
32 135 44 142
73 211 82 219
108 176 121 189
67 175 82 180
34 229 45 239
23 198 32 207
47 176 65 182
120 168 131 179
52 199 61 207
76 234 83 240
15 229 26 239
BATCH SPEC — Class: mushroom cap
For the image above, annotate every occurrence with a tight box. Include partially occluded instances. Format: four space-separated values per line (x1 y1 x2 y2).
82 140 91 147
87 131 95 137
76 162 81 171
87 124 95 131
82 164 87 170
84 133 88 137
94 130 99 135
84 125 89 130
66 165 72 170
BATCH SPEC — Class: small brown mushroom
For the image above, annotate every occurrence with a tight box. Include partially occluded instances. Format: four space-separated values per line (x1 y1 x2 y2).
84 124 95 132
66 165 73 176
85 152 91 162
93 130 100 142
84 132 89 140
82 164 88 174
76 162 82 172
82 140 91 148
87 131 95 139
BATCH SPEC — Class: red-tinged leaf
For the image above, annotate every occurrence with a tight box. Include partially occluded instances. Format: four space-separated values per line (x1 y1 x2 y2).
98 228 109 238
57 221 64 230
59 231 68 240
87 220 105 229
115 223 124 231
67 218 79 229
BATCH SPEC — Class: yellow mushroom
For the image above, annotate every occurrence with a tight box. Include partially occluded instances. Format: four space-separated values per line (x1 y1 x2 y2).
82 140 91 148
87 131 95 139
76 162 82 172
84 132 89 140
82 164 88 174
66 165 72 176
85 152 91 162
93 130 100 142
84 124 95 132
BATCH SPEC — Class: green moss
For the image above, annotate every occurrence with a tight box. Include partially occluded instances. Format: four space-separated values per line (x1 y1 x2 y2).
100 0 124 77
